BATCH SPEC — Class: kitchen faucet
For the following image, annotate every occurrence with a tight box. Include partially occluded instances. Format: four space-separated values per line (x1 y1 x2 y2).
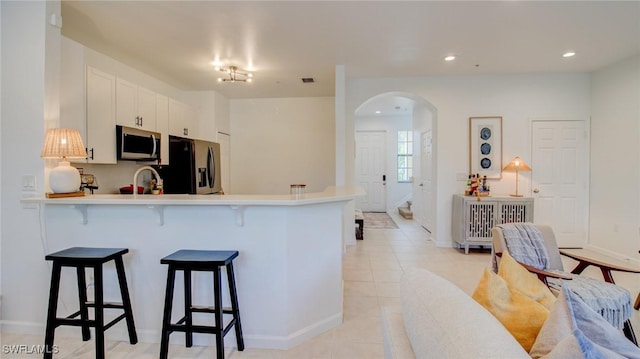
133 166 161 197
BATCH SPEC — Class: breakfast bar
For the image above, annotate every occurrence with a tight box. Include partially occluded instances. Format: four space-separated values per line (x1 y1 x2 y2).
22 186 363 350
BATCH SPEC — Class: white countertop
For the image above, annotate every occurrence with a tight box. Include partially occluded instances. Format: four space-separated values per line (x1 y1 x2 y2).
23 186 365 206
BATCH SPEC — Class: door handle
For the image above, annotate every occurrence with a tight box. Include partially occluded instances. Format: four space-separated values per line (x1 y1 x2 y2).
533 188 540 193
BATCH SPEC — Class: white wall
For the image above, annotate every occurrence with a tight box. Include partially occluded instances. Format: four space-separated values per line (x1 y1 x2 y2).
1 0 60 328
230 97 335 194
355 115 413 210
0 0 3 306
344 74 591 247
589 54 640 257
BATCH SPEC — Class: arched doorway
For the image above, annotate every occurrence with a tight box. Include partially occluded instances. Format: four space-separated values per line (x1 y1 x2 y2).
353 92 437 236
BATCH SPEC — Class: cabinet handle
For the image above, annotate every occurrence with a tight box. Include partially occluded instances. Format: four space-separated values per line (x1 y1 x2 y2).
87 148 94 160
140 116 143 127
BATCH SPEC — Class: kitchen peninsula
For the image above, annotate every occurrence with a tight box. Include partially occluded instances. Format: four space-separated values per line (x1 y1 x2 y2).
22 186 363 350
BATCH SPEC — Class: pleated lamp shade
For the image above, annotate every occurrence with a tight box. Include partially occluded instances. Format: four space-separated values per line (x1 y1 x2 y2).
41 128 87 193
502 156 532 197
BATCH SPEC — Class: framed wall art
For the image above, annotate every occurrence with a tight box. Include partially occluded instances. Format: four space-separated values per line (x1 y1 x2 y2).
469 116 502 179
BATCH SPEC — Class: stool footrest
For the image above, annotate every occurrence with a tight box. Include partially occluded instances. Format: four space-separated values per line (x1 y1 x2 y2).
85 301 126 310
103 313 127 331
167 318 238 336
191 305 235 314
55 318 96 328
54 312 127 331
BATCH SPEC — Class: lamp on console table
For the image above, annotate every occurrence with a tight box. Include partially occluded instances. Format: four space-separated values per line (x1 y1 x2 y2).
503 156 532 197
41 128 88 194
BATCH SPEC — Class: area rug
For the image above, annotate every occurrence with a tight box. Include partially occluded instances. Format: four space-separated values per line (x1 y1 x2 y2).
363 212 399 229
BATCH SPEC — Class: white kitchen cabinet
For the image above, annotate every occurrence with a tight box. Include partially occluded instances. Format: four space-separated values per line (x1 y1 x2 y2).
116 78 157 131
86 66 117 164
452 194 534 254
169 98 197 139
156 94 169 165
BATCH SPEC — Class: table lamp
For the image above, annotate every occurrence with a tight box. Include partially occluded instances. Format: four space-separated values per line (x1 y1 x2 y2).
502 156 532 197
41 128 88 193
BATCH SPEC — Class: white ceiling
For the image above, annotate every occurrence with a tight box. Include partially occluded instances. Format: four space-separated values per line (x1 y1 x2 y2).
62 0 640 108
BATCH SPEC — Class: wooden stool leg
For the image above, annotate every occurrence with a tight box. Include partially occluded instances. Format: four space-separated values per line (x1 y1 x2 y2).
44 262 62 359
184 269 193 347
226 262 244 351
76 266 91 341
160 266 176 359
213 267 224 359
93 265 106 359
115 256 138 344
623 319 638 346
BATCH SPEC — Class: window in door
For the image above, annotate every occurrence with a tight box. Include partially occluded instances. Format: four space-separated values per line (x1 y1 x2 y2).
397 130 413 182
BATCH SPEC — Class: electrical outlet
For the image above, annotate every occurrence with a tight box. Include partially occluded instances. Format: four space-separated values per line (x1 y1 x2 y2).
21 175 36 191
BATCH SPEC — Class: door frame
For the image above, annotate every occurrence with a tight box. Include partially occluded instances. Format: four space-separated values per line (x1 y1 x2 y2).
530 118 590 247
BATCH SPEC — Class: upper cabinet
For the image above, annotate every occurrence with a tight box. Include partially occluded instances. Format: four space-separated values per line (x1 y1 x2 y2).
169 98 197 139
116 78 157 131
86 66 117 164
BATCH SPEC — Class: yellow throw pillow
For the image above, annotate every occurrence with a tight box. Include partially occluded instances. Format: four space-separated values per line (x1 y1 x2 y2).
497 251 557 310
472 268 550 352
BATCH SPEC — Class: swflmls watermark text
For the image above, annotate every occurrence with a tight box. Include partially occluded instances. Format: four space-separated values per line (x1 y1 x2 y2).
2 344 59 355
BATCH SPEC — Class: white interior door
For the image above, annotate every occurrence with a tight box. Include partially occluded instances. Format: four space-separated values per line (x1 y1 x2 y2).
355 131 386 212
417 130 433 231
531 120 588 248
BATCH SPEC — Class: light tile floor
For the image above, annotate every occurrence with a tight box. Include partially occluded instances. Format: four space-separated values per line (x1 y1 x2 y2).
2 213 638 358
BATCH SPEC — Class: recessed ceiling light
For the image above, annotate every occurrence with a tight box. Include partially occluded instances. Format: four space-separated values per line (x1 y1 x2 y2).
444 55 456 61
375 110 381 114
563 52 576 58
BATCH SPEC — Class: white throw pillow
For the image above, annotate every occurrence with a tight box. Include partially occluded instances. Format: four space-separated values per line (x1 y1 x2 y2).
401 268 529 359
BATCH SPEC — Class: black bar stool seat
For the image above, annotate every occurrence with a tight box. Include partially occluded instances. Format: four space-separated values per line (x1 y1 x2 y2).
160 250 244 359
44 247 138 359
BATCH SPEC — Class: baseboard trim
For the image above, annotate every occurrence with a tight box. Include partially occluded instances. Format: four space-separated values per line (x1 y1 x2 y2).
1 312 343 350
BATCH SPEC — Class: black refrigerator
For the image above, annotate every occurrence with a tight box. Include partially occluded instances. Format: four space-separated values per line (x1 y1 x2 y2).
155 136 222 194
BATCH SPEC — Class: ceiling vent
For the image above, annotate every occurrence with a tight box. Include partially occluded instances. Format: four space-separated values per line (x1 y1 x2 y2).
301 78 315 83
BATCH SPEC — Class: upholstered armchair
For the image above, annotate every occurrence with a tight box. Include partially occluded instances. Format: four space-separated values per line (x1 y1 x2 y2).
492 223 637 345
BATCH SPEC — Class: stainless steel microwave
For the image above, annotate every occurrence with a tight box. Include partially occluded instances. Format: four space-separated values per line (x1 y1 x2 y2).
116 125 161 161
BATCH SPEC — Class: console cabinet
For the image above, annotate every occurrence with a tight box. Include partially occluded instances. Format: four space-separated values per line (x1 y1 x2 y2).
452 194 534 254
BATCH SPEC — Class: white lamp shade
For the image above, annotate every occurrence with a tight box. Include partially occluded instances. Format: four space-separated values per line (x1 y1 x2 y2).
49 161 81 193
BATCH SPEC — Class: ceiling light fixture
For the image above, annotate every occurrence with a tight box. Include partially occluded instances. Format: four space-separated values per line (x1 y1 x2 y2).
217 65 253 83
444 55 456 61
562 52 576 58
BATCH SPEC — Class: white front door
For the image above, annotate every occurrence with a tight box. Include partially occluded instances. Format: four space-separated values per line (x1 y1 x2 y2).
417 130 433 231
531 120 588 248
355 131 386 212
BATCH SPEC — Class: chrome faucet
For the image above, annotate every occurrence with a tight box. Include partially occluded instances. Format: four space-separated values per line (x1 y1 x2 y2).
133 166 161 197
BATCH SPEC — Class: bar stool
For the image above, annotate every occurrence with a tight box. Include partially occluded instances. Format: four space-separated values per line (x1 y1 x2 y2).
159 250 244 359
44 247 138 359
